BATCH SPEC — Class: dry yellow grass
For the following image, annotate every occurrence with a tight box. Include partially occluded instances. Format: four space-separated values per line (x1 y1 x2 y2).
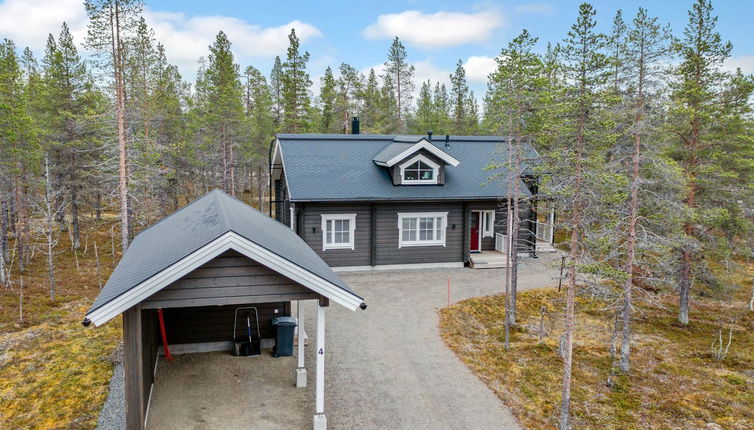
439 281 754 430
1 217 123 429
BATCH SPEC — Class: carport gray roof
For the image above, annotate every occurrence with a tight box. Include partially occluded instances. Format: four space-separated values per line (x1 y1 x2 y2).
87 190 361 315
276 134 539 202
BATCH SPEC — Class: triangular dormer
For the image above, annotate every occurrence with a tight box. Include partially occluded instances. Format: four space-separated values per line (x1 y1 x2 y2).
372 137 460 185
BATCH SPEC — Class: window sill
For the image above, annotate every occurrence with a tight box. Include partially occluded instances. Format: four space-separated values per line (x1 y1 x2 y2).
323 245 355 251
398 242 446 248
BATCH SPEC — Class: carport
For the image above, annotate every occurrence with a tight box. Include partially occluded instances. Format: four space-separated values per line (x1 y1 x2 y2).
84 190 365 430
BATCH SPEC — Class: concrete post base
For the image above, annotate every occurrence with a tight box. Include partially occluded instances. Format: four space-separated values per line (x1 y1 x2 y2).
296 367 307 388
313 413 327 430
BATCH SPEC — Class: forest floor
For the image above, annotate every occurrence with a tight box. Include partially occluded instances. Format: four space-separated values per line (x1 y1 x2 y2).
0 217 122 429
439 267 754 430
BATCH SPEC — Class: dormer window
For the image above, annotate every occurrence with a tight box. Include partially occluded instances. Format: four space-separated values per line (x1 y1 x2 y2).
399 154 440 185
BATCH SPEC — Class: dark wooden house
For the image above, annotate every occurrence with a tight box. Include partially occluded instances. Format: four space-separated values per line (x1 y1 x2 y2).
271 128 549 269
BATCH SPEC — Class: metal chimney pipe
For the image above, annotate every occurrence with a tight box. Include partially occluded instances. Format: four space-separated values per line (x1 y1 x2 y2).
427 130 433 141
351 117 360 134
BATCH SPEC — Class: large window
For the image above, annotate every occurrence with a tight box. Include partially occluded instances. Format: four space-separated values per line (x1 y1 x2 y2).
398 212 448 247
399 154 440 184
321 214 357 250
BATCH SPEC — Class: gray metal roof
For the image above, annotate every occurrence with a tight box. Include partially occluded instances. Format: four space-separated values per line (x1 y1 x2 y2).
87 190 360 315
277 134 540 202
372 142 415 165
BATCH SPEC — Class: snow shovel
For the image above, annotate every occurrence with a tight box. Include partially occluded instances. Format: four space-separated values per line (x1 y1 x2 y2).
233 307 261 357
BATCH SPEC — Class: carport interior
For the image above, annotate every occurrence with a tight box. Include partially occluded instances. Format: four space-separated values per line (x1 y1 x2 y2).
123 250 324 429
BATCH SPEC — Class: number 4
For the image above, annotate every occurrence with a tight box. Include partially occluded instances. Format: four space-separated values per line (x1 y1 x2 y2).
318 348 324 355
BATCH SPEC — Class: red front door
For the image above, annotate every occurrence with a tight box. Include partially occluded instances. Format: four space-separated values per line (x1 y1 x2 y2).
470 212 480 252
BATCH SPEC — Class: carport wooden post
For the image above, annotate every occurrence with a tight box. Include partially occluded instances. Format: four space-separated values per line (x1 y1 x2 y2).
123 305 145 430
313 299 327 430
296 300 306 387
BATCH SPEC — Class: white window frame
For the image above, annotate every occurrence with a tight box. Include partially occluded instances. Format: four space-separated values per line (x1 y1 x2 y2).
397 212 448 248
398 154 440 185
481 210 495 238
321 214 357 251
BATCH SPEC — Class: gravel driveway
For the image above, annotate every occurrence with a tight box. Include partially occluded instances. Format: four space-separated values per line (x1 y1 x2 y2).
97 253 563 429
326 252 562 429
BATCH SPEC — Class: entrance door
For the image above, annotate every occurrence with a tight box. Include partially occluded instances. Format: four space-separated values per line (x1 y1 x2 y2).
470 212 481 252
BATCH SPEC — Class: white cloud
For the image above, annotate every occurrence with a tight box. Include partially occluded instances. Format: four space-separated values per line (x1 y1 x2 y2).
0 0 321 82
463 56 498 83
145 11 321 76
723 55 754 74
0 0 88 49
363 9 504 49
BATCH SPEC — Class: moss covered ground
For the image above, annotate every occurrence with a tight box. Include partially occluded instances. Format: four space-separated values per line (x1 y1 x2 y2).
0 218 121 429
439 269 754 430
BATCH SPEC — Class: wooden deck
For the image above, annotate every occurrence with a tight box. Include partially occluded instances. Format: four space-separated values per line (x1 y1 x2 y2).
469 251 509 269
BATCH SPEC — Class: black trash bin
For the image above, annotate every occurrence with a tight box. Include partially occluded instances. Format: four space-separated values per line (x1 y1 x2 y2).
272 316 298 358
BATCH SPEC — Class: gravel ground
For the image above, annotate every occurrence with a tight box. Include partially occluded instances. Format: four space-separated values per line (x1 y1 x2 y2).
95 252 563 429
97 349 125 430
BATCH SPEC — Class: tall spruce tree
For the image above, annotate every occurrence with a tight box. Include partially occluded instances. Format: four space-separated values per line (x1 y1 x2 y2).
318 66 337 133
281 29 312 133
270 56 283 128
450 60 470 134
204 31 244 195
242 66 274 210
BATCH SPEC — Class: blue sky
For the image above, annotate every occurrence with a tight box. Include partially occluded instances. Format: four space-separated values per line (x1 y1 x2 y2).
1 0 752 98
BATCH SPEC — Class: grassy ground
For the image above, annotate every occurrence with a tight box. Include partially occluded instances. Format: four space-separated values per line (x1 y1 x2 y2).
0 217 122 429
439 271 754 430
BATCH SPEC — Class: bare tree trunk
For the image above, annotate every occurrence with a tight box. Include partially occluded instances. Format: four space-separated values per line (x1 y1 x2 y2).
510 130 523 325
70 166 80 249
256 164 267 212
621 63 644 373
113 0 130 254
14 174 25 272
19 275 24 323
95 242 102 290
749 278 754 312
560 107 585 430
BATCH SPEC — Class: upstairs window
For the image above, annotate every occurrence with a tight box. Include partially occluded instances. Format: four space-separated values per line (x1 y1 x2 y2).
399 154 440 184
321 214 357 250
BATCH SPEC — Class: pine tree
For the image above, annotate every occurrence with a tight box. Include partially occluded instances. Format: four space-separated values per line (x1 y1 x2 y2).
432 82 451 134
204 31 244 195
669 0 739 325
270 56 283 128
335 63 363 133
383 37 414 133
85 0 144 252
616 7 672 373
281 29 312 133
450 60 470 134
242 66 274 210
319 66 337 133
555 5 612 428
360 68 381 133
42 23 96 250
414 80 433 134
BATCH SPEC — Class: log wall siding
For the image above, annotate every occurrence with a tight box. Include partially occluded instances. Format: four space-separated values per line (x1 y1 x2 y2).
162 302 287 344
298 200 534 267
300 203 373 267
374 202 465 265
141 250 318 308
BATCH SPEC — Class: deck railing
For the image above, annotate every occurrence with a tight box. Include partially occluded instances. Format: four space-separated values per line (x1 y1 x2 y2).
535 221 554 244
495 233 509 254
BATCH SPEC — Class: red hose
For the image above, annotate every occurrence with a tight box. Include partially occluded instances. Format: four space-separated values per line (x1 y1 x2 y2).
157 308 173 362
